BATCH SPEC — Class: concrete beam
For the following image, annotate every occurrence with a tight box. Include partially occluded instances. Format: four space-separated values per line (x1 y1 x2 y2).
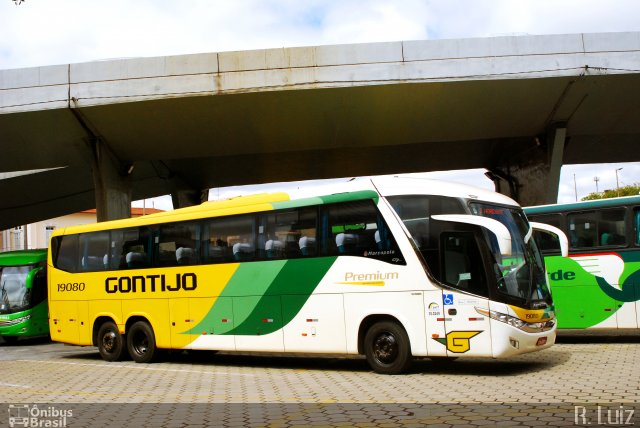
1 33 640 229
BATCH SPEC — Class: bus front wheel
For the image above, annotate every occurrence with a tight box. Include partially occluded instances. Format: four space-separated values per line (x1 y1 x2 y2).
97 321 125 361
364 321 412 374
127 321 157 363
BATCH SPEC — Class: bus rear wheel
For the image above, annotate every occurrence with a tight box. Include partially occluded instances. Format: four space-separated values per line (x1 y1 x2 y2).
97 321 125 361
127 321 157 363
364 320 412 374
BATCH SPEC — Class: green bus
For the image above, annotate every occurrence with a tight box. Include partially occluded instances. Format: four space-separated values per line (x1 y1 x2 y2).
0 249 49 343
525 196 640 330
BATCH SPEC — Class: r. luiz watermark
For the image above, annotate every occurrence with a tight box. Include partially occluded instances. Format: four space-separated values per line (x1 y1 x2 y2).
575 405 636 426
7 404 73 428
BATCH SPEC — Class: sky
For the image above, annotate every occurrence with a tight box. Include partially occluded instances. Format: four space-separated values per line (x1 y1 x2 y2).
2 0 639 209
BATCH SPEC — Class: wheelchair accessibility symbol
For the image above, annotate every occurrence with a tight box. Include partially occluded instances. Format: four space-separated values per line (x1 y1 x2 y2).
443 294 454 305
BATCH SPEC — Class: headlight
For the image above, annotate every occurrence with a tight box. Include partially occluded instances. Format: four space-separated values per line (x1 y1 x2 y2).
0 314 31 326
475 308 555 332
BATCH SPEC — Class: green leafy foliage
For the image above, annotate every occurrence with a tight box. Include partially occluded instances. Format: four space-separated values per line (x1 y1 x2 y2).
582 183 640 201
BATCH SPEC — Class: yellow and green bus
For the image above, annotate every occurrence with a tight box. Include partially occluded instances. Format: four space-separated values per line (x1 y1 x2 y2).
0 249 49 343
48 177 561 373
525 195 640 330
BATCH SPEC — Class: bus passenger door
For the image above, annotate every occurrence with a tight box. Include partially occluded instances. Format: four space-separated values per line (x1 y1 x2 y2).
423 290 447 357
442 292 492 357
27 267 49 337
438 230 492 357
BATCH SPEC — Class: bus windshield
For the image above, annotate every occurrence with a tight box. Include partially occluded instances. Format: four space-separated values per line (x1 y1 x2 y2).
0 266 31 314
470 203 551 307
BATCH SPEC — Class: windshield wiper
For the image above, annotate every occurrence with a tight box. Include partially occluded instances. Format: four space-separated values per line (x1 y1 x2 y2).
531 300 548 309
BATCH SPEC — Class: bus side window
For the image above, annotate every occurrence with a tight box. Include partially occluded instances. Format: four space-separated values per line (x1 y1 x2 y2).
110 228 151 270
53 235 79 273
387 194 466 273
260 207 318 260
326 201 376 256
635 208 640 245
567 208 626 249
326 200 404 264
157 222 200 267
567 212 597 248
206 215 255 263
79 231 110 272
599 208 626 246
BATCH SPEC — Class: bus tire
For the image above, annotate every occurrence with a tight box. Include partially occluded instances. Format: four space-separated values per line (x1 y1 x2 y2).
97 321 125 361
127 321 157 363
364 320 412 374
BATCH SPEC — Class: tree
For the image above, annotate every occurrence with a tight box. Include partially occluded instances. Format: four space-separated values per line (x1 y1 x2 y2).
582 183 640 201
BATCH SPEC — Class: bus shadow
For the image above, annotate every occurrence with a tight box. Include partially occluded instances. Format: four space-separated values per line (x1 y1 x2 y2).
0 336 51 346
61 348 569 376
168 350 374 372
556 332 640 344
62 349 372 372
411 350 569 376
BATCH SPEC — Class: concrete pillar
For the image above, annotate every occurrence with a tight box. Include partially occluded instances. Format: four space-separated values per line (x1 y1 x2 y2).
544 125 567 203
171 188 208 209
69 105 132 222
90 139 132 222
487 124 567 207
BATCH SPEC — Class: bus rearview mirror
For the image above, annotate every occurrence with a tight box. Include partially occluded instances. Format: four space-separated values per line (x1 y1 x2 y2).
529 222 569 257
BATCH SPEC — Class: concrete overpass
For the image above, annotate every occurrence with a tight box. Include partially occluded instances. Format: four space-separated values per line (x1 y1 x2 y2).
1 32 639 230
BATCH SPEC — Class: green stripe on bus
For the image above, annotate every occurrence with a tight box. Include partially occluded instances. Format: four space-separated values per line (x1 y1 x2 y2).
272 197 324 210
183 257 336 336
271 190 379 210
318 190 379 205
226 257 337 336
545 256 621 328
183 261 287 335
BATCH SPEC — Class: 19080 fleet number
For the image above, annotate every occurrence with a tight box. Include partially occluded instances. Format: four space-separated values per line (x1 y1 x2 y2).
57 283 86 292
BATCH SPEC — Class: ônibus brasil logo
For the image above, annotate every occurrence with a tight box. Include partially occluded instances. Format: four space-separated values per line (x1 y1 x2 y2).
8 404 73 428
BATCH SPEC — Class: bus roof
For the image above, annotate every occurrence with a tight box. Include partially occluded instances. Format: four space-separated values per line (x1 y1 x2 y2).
52 176 519 236
371 176 516 206
0 249 47 266
524 195 640 215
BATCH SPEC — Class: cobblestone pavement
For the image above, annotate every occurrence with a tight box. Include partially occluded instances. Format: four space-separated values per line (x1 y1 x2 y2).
0 335 638 427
